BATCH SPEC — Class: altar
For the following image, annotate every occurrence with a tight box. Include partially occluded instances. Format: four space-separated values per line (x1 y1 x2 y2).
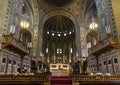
50 64 70 76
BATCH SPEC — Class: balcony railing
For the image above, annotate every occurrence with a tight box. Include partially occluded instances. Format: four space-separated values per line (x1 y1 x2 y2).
2 35 29 55
0 75 50 85
91 36 118 56
72 75 120 85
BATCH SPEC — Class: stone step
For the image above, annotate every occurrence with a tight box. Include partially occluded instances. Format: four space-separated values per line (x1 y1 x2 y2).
51 76 72 85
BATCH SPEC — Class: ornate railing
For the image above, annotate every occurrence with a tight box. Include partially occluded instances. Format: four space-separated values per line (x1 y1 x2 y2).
2 35 29 55
72 75 120 85
0 75 50 85
91 36 118 56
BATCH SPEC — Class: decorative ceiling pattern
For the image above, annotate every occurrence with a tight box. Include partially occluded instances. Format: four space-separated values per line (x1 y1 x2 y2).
43 15 75 42
43 0 74 7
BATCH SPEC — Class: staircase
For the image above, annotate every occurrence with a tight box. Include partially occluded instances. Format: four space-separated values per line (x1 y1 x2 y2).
51 76 72 85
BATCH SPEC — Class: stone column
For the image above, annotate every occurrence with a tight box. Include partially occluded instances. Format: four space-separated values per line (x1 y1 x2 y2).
62 43 66 63
78 58 83 74
111 56 115 74
53 43 56 63
73 41 76 61
0 0 8 50
69 43 72 63
111 0 120 46
5 57 8 74
75 24 81 57
95 56 99 72
11 58 14 74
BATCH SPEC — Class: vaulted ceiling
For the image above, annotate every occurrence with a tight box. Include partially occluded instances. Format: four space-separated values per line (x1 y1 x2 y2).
43 15 75 42
43 0 74 7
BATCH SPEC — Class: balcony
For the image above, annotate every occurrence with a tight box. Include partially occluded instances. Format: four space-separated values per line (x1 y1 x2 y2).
91 36 118 56
2 35 29 55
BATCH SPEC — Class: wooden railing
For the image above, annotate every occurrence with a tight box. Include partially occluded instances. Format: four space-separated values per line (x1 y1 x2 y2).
1 74 120 85
91 36 118 56
72 75 120 85
0 75 50 85
2 35 29 55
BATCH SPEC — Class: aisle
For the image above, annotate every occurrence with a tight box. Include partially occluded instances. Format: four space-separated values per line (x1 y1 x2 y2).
51 76 72 85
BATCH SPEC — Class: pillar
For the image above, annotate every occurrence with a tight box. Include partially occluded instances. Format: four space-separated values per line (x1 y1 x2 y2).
0 1 8 73
111 0 120 74
0 0 8 50
53 42 56 63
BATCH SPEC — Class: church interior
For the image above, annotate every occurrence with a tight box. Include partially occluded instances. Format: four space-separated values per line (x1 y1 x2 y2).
0 0 120 85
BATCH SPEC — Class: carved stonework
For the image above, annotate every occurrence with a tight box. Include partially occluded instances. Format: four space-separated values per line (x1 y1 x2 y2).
3 0 23 39
95 0 117 40
32 0 39 26
0 0 8 46
38 0 82 22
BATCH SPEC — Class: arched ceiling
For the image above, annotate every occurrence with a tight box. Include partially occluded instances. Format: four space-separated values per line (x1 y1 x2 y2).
43 15 75 42
43 0 74 7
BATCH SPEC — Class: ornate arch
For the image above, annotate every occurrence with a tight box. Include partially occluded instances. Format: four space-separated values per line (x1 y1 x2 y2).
38 10 81 56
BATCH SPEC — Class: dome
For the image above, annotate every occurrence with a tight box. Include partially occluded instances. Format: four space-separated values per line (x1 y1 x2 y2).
43 15 75 42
